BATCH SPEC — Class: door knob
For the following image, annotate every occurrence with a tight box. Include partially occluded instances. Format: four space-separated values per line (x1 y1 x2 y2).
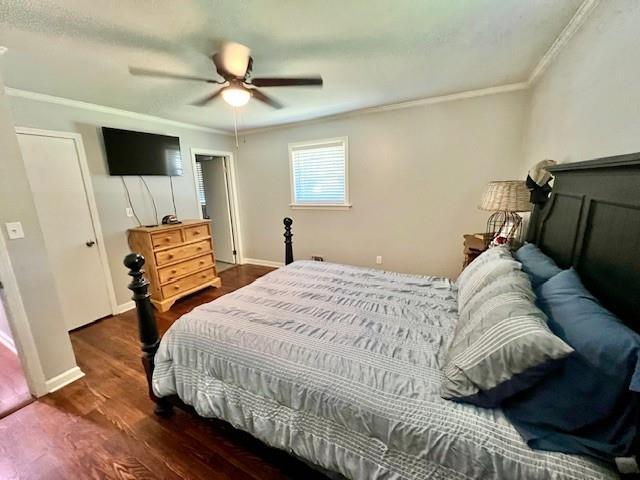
86 240 96 247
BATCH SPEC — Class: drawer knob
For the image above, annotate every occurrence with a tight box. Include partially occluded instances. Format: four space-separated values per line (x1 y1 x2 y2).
171 269 177 274
168 254 174 259
201 274 207 278
197 246 203 251
165 237 170 242
173 285 180 290
199 260 205 265
193 231 200 235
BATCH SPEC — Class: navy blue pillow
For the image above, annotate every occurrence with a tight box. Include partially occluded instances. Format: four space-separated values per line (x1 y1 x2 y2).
514 243 562 289
502 269 640 461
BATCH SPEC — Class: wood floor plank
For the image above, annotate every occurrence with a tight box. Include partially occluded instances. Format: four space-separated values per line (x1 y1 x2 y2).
0 265 328 479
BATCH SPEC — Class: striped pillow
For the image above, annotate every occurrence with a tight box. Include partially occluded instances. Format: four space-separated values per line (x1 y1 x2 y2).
456 245 512 289
442 270 573 407
457 246 521 311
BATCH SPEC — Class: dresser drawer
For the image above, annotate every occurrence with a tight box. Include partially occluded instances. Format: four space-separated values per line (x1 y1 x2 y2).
162 268 216 298
155 240 212 266
157 254 214 284
151 229 183 248
184 224 210 242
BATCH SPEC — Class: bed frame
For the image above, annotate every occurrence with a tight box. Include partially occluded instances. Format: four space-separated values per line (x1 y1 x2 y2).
124 154 640 433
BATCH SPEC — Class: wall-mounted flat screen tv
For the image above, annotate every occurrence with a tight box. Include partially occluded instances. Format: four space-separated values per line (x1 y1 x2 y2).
102 127 183 176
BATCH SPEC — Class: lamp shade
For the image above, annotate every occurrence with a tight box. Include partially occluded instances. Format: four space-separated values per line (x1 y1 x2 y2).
479 180 531 212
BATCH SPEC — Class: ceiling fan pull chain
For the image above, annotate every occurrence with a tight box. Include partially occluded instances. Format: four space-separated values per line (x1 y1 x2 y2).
233 107 239 149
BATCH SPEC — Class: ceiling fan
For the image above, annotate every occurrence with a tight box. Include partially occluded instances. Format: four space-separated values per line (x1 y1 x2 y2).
129 42 323 109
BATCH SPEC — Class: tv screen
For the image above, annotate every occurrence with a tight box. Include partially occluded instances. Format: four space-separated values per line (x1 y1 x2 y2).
102 127 183 176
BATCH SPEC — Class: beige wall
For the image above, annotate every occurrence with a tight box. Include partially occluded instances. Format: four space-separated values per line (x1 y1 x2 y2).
7 96 234 306
521 0 640 171
0 76 78 380
237 90 528 279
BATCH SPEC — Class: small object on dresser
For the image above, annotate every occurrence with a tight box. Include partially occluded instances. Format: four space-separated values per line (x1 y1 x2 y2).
161 214 181 225
463 233 489 269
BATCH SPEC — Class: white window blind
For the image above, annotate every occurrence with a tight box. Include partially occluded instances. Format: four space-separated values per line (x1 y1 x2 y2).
289 138 348 207
195 161 206 205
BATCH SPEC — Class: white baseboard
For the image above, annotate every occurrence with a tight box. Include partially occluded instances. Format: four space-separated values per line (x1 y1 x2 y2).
114 300 135 314
242 258 284 268
45 366 85 393
0 329 16 354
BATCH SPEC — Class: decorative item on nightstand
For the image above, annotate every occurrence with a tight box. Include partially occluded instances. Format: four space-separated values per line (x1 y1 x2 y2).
479 180 531 248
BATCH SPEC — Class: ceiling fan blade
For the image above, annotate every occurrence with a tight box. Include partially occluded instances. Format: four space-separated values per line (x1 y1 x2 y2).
218 41 251 78
250 88 283 109
191 89 223 106
129 67 219 83
250 76 323 87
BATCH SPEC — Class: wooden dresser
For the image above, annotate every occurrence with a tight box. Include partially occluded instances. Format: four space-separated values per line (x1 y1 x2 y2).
128 220 221 312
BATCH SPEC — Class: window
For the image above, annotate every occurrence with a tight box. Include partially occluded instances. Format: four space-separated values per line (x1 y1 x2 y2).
289 137 350 209
194 161 206 205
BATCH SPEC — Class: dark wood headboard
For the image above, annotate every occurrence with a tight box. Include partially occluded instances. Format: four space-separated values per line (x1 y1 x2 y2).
527 152 640 331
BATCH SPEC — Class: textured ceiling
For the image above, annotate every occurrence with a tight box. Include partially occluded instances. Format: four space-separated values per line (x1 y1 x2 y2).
0 0 583 131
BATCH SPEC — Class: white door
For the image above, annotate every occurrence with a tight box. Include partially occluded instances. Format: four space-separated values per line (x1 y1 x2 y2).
17 132 112 330
200 156 236 263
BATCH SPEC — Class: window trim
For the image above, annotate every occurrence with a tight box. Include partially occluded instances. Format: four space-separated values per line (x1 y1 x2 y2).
288 136 351 210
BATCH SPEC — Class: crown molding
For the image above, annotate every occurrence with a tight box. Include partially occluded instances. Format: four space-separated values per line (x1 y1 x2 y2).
3 87 231 135
238 82 529 135
527 0 600 85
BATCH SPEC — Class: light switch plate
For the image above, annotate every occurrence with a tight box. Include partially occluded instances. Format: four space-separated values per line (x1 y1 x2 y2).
5 222 24 239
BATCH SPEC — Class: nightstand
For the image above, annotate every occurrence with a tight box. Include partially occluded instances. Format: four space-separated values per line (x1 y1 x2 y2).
463 233 489 269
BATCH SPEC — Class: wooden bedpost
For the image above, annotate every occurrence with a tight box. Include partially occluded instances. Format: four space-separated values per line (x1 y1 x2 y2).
124 253 173 417
284 217 293 265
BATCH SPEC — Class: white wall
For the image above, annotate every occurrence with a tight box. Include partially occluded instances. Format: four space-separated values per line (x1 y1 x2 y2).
521 0 640 171
0 75 78 380
7 96 234 306
237 90 528 279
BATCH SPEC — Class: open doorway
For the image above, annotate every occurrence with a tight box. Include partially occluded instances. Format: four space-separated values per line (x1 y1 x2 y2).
192 151 241 272
0 290 33 418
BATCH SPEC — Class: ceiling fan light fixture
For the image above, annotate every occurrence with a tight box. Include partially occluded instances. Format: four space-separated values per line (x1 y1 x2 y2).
222 86 251 107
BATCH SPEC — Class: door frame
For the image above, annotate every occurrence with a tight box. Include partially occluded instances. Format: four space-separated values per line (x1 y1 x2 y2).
0 231 48 397
190 148 244 265
15 127 118 317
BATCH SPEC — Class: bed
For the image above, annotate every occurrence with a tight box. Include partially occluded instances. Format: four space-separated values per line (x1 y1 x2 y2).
124 153 640 479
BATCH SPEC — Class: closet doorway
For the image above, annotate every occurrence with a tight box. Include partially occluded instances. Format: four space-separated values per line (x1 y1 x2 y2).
0 285 33 418
191 149 242 272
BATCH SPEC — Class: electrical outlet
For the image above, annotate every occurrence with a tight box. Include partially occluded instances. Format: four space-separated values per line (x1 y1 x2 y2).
311 255 324 262
126 207 134 218
376 256 383 265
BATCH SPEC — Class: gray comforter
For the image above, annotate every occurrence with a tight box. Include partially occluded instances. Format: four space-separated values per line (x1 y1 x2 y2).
153 261 616 480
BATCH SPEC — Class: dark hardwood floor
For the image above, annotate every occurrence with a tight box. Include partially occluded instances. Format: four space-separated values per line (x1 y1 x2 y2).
0 264 329 480
0 343 33 419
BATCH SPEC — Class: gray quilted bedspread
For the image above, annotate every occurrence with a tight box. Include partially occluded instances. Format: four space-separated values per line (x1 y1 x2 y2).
153 261 616 480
